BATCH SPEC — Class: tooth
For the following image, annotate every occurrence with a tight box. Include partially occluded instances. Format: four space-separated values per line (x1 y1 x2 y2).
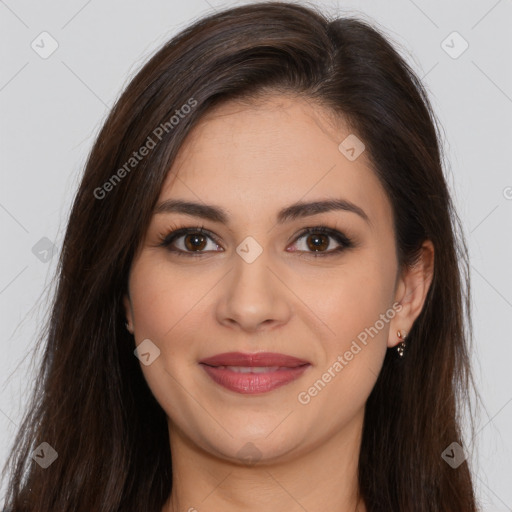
218 366 281 373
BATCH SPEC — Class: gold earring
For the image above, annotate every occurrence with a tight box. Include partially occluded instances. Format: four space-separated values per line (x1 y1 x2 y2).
397 330 407 358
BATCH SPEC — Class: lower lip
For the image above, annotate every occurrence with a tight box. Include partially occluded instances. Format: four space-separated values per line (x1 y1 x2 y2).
200 364 310 394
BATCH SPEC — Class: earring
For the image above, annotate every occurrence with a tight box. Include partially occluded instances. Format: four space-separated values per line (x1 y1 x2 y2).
397 330 407 358
125 321 134 334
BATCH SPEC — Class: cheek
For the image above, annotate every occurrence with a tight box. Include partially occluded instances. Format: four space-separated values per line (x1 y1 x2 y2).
298 248 396 397
295 269 393 434
306 251 396 342
128 261 212 425
129 259 210 340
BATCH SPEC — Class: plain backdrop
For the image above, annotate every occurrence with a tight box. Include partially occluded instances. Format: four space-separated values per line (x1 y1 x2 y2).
1 0 511 509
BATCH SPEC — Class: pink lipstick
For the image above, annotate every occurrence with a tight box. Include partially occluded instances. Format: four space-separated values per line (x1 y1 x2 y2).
199 352 311 394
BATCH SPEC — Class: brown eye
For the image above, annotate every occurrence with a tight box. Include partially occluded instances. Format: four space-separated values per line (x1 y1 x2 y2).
159 227 222 256
305 233 329 252
184 233 208 251
290 226 354 256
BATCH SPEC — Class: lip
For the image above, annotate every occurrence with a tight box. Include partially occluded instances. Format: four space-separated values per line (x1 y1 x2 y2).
199 352 311 394
199 351 310 367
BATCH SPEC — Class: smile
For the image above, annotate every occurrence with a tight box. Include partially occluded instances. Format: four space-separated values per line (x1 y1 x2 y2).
199 352 311 394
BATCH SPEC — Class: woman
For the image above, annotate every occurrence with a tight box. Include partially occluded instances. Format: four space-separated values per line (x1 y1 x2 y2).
1 2 479 511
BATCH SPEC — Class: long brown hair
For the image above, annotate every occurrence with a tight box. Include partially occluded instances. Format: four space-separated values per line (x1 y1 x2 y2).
2 2 480 510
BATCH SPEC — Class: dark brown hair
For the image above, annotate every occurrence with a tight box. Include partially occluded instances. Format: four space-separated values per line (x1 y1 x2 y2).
2 2 479 510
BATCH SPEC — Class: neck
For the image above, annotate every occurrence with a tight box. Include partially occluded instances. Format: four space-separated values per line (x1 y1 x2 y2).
162 408 367 512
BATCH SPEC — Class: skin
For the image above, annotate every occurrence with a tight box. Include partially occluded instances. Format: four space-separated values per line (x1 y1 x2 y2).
123 94 434 512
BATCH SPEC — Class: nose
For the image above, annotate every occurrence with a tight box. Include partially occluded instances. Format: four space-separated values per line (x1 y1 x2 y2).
215 249 292 333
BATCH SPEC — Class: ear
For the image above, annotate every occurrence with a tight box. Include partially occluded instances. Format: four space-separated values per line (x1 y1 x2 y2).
388 240 434 349
123 292 134 334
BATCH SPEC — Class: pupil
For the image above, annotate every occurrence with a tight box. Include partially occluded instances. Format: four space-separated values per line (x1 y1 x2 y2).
308 234 328 251
186 234 206 251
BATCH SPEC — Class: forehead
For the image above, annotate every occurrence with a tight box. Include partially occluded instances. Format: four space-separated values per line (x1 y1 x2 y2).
158 94 392 229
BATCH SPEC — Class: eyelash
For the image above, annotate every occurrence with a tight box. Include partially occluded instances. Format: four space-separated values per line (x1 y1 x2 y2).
157 223 355 258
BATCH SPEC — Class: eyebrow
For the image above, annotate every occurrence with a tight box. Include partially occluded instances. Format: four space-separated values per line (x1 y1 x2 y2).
154 198 371 226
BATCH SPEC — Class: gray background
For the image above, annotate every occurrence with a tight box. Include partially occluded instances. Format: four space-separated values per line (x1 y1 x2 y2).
1 0 511 509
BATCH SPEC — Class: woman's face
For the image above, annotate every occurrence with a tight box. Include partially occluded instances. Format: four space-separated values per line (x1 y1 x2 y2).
124 94 427 464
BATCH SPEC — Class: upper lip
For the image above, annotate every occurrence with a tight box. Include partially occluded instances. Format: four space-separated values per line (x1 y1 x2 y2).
199 352 310 368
